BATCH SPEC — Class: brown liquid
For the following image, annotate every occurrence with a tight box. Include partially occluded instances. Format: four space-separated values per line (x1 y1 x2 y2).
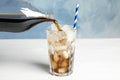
0 14 62 32
53 20 62 31
42 17 62 31
49 53 73 74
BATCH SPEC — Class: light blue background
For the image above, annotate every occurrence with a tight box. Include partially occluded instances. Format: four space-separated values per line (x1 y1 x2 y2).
0 0 120 39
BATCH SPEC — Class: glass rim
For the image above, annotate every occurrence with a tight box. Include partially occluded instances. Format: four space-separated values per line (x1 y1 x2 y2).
46 24 76 32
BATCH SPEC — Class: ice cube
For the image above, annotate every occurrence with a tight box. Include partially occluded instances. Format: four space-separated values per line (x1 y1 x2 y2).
57 31 67 40
54 45 67 51
53 42 64 51
67 31 76 42
62 25 76 42
53 53 59 62
58 68 67 73
48 30 67 45
47 31 58 44
59 39 67 45
63 51 69 59
61 25 71 31
61 60 68 67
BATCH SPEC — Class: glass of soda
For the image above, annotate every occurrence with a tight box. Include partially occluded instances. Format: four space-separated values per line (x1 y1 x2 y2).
47 24 76 76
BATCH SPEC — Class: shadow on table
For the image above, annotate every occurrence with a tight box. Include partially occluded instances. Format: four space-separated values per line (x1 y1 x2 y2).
0 56 50 74
30 62 49 73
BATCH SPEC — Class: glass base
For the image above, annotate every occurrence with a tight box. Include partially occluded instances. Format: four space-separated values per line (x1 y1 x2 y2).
50 70 73 76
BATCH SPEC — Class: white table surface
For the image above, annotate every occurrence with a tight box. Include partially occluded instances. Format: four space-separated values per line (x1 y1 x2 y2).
0 39 120 80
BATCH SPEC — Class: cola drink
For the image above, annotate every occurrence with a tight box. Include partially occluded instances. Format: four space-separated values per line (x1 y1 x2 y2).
47 24 76 76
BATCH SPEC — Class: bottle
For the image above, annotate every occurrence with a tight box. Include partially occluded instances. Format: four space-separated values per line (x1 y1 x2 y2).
0 8 62 32
0 0 62 32
0 13 55 32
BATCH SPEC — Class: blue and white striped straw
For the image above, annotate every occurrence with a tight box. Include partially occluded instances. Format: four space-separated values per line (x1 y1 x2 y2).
73 4 79 30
